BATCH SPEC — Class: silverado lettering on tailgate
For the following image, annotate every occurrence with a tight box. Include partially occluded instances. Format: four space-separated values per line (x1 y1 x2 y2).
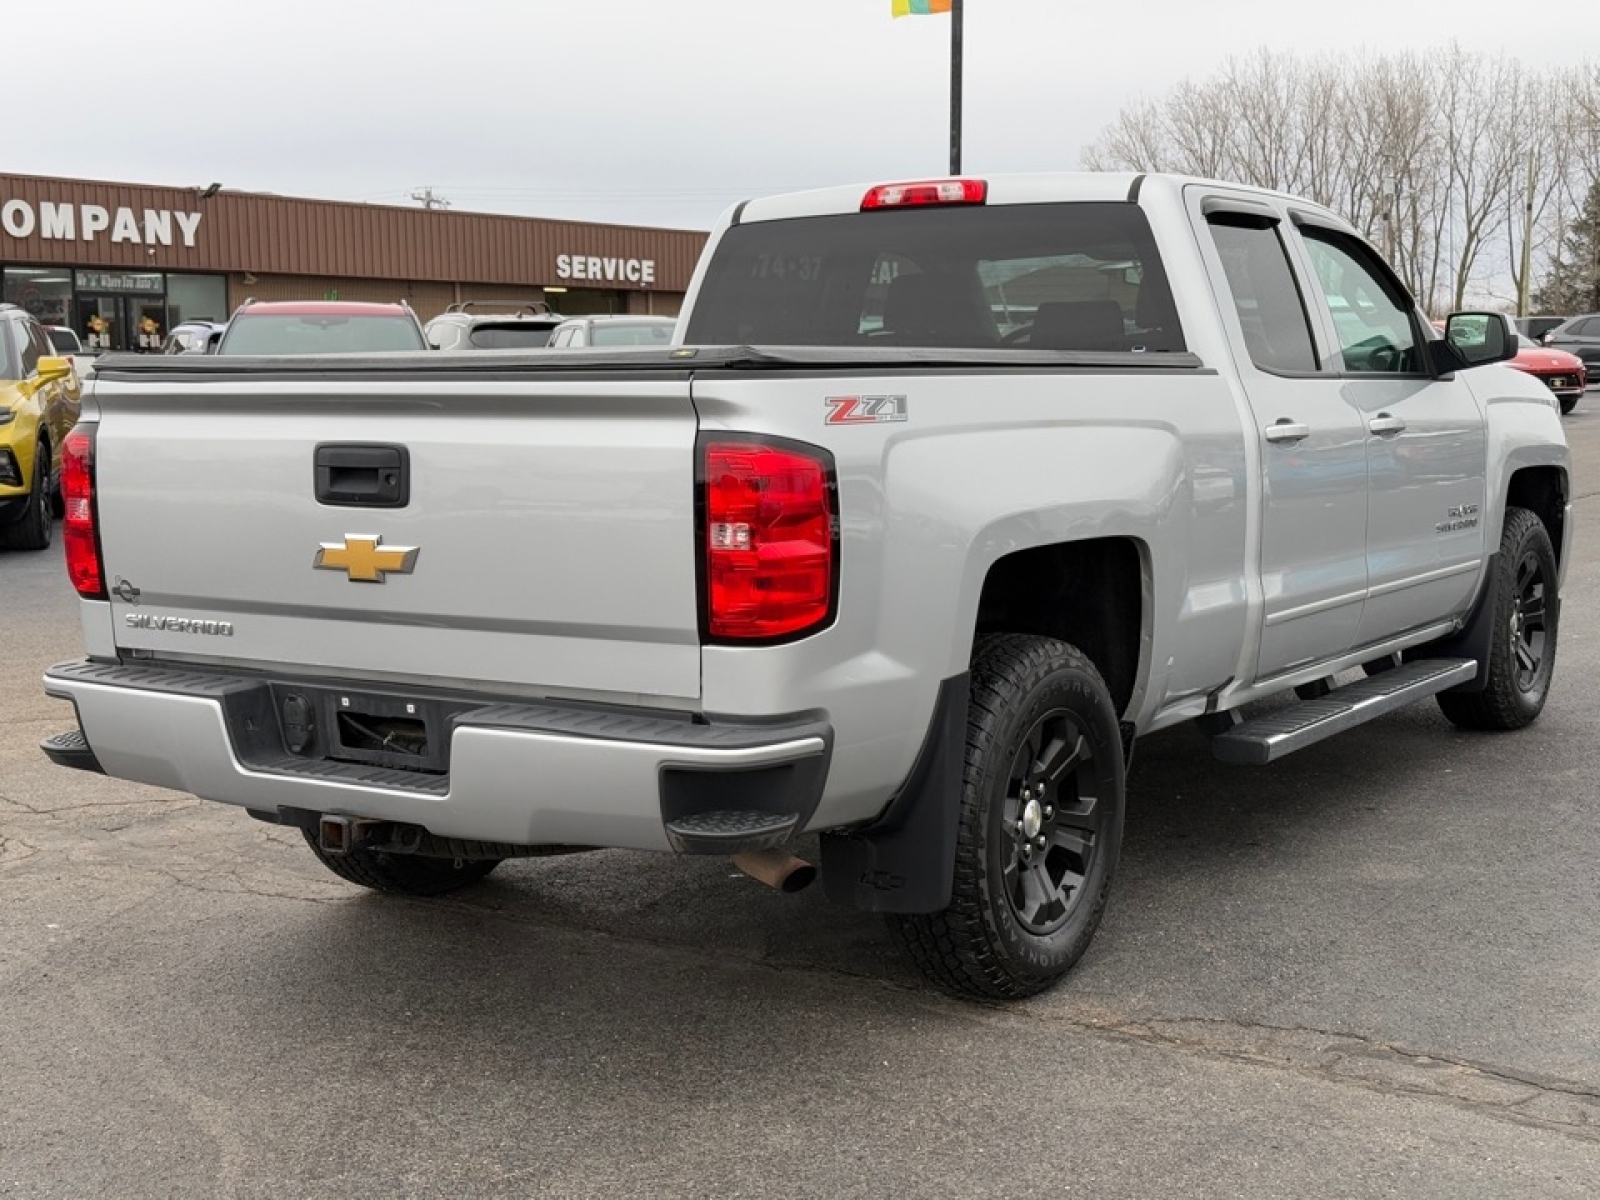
125 614 235 636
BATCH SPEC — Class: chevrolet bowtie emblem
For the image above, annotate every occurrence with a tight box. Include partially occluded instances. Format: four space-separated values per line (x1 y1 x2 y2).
313 535 420 583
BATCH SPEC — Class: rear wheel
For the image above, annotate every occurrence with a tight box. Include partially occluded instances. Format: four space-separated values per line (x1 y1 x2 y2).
301 828 501 896
1437 507 1558 731
0 445 52 552
890 634 1125 1001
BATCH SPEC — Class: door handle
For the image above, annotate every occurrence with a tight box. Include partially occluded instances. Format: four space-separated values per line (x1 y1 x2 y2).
1368 413 1407 436
1263 420 1310 443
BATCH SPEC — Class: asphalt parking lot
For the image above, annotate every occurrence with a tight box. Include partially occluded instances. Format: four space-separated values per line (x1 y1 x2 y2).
3 403 1600 1198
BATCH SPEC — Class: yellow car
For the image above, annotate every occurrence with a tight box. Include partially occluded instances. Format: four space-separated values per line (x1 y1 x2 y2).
1 304 81 552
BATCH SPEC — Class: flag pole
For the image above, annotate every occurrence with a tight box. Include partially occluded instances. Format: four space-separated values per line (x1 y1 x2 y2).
949 0 963 174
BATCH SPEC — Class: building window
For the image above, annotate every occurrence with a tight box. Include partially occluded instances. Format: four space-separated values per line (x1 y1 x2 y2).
3 267 74 327
166 273 228 325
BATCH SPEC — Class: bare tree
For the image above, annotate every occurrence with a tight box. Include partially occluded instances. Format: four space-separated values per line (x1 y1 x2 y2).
1082 45 1600 315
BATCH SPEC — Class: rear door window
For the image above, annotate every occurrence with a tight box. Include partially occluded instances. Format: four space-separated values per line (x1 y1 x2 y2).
685 202 1184 352
1204 214 1320 373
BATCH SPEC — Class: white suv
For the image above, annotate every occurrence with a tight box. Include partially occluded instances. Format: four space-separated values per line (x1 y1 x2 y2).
424 301 565 351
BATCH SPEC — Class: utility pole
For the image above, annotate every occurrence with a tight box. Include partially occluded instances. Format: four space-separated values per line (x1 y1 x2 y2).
1518 145 1535 320
1380 170 1399 265
410 187 452 211
949 0 964 174
1590 127 1600 312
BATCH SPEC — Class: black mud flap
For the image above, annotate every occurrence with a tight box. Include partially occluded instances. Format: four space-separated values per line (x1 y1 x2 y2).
1410 552 1499 693
819 673 967 915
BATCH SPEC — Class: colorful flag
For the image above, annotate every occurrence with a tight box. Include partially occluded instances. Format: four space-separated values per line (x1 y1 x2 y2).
892 0 952 15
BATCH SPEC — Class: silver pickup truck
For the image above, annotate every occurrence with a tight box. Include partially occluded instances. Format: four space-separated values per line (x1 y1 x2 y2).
42 173 1570 1000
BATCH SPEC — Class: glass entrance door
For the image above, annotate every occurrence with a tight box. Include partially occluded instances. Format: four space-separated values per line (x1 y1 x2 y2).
75 294 168 353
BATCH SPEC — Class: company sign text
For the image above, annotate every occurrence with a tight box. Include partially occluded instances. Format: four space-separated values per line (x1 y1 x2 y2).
0 198 204 249
555 254 656 286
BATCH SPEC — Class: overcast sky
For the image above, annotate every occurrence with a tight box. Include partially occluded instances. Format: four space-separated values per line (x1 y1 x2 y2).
7 0 1593 231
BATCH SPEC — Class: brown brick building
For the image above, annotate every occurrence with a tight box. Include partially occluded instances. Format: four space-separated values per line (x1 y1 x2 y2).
0 172 708 353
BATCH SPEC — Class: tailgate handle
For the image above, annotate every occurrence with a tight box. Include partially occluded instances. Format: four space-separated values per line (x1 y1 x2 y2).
314 443 409 508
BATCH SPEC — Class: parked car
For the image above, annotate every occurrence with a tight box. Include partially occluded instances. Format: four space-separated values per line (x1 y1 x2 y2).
162 319 228 355
0 304 80 551
1515 315 1567 343
45 325 101 379
1509 334 1587 413
216 300 428 355
424 301 565 351
1541 312 1600 378
546 315 677 348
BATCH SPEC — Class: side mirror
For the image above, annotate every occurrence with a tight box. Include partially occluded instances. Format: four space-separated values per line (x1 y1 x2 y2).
1444 312 1515 367
36 355 74 383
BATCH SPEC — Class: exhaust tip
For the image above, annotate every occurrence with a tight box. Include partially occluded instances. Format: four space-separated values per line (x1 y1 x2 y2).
732 849 816 894
778 861 818 893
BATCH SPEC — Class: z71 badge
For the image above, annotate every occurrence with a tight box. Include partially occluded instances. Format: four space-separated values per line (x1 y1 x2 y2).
825 395 908 425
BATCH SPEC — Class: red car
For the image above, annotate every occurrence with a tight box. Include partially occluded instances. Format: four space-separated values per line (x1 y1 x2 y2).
215 300 429 355
1510 334 1587 414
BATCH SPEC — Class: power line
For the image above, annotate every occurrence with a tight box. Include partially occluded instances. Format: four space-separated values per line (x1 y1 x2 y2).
409 187 452 210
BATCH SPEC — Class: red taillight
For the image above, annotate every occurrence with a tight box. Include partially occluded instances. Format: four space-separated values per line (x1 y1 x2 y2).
61 424 105 599
702 439 836 642
861 178 987 211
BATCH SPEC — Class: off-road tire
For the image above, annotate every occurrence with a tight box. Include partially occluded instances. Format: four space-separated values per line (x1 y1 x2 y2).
301 828 501 896
0 446 52 552
889 634 1125 1001
1437 506 1558 731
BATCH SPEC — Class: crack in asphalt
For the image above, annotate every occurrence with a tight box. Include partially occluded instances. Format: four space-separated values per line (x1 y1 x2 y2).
123 864 349 908
13 827 1600 1147
0 793 185 817
0 832 41 862
399 890 1600 1141
1003 1008 1600 1143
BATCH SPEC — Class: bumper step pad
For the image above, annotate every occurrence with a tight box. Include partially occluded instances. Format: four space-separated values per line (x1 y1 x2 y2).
664 810 799 855
40 729 105 774
1211 657 1477 765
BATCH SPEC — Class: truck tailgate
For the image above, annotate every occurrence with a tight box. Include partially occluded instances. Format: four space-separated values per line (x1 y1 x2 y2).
91 372 702 702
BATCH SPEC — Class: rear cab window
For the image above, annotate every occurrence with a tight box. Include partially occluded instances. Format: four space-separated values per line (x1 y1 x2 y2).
221 314 427 354
684 202 1185 353
467 325 557 349
591 323 674 347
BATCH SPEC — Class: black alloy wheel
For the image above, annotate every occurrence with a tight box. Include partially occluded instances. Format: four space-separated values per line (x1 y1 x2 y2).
1508 549 1550 694
999 708 1105 936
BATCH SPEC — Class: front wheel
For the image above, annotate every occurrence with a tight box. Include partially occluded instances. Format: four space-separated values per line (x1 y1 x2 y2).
1559 395 1578 415
301 828 501 896
0 445 52 552
1437 506 1558 731
890 634 1125 1001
